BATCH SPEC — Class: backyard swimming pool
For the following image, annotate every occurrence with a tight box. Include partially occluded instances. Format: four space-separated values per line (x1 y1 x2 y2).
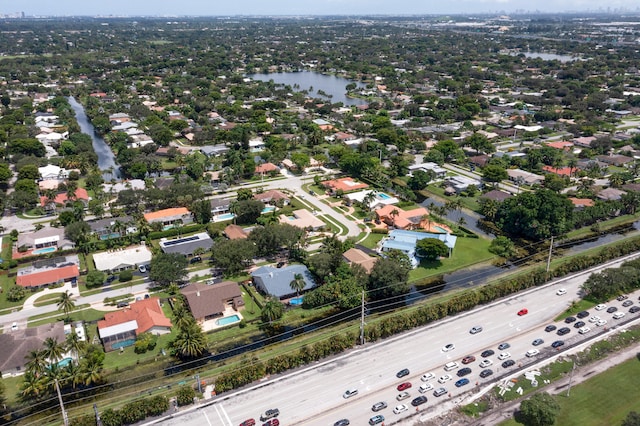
214 213 236 222
216 314 241 326
433 226 449 233
57 357 73 367
33 246 56 255
377 192 392 200
289 296 304 305
261 206 276 214
112 339 136 350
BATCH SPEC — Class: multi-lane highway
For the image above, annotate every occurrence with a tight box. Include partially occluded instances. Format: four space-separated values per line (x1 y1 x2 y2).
149 253 640 426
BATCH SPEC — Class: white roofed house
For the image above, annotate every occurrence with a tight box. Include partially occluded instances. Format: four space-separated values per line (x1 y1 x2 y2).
92 244 152 273
38 164 69 181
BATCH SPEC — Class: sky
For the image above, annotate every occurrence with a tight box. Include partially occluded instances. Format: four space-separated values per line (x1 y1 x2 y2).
7 0 640 17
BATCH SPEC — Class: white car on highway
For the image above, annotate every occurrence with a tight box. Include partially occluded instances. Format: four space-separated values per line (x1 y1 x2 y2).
596 319 607 327
595 304 607 311
479 359 493 368
438 374 452 384
498 352 511 360
442 343 455 352
393 404 408 414
589 315 601 323
613 312 626 320
421 372 435 382
579 326 591 334
526 349 539 358
556 288 567 295
419 383 433 393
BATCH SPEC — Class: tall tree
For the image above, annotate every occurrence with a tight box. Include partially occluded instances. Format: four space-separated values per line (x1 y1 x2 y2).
171 322 207 360
518 392 560 426
261 298 284 324
149 253 188 286
57 290 76 318
289 273 306 297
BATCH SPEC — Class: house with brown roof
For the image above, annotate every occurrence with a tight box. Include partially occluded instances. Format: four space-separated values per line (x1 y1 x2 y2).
342 248 377 274
224 224 249 240
97 297 172 352
480 190 513 202
0 322 66 378
375 204 430 230
545 141 574 151
144 207 193 227
321 177 369 194
279 209 325 230
255 162 279 175
254 189 290 205
573 136 597 148
542 165 577 177
597 187 626 201
596 154 634 167
180 281 244 324
569 198 595 209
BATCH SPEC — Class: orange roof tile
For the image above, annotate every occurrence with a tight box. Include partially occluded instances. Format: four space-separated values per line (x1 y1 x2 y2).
97 297 172 334
255 163 278 174
17 265 79 287
40 188 89 207
143 207 190 222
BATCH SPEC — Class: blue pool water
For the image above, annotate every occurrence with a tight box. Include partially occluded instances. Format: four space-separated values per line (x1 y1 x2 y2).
100 233 120 240
216 315 241 326
287 216 295 221
433 226 449 233
57 357 73 367
215 213 235 221
289 296 304 305
261 206 276 214
377 192 391 200
112 339 136 349
33 246 56 255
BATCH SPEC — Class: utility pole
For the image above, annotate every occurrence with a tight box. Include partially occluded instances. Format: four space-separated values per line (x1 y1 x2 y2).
93 403 103 426
55 378 69 426
195 374 202 393
546 235 554 273
567 360 577 397
359 290 366 345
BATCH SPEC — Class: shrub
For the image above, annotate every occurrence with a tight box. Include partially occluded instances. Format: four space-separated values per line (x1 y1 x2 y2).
7 285 26 302
176 385 196 406
119 270 133 282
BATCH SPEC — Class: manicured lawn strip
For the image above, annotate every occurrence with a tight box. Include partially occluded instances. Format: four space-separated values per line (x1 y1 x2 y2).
27 304 95 326
564 213 640 240
498 357 640 426
359 232 385 249
554 299 594 321
1 236 12 261
33 293 62 307
422 186 481 213
409 236 494 282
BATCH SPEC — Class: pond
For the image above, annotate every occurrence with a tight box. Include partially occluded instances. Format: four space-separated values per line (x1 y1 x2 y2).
248 71 368 106
511 52 584 62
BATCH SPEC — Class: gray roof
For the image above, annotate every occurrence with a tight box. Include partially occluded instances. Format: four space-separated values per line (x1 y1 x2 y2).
251 264 315 299
199 144 229 156
88 216 134 232
159 232 214 256
0 322 66 374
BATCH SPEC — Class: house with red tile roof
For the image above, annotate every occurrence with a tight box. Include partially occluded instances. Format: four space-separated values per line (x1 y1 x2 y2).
374 205 431 230
143 207 192 227
321 177 369 193
546 141 574 150
342 248 377 274
16 264 79 288
40 188 89 211
254 189 290 205
255 162 279 175
97 297 172 352
568 198 595 209
542 165 578 177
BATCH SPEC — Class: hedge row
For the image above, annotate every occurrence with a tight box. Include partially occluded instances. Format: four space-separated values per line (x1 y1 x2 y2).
69 395 169 426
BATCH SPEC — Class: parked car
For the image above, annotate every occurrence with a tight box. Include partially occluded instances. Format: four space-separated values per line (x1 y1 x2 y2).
369 415 385 425
479 359 493 368
630 306 640 313
411 396 428 406
393 404 408 414
455 378 470 387
343 389 358 399
421 372 435 382
461 355 476 364
617 295 629 301
589 315 601 323
397 382 411 391
545 325 557 332
260 409 279 421
433 387 447 397
371 402 387 412
517 308 529 316
564 316 576 323
596 319 608 327
622 300 634 307
116 301 129 308
396 368 410 378
613 312 626 320
498 343 511 350
469 326 483 334
532 338 544 346
10 322 18 331
456 367 472 377
480 369 494 378
105 275 116 283
579 326 591 334
551 340 565 348
189 256 202 264
502 360 516 368
557 327 570 336
498 352 511 360
577 310 590 319
481 349 495 358
138 265 147 273
595 304 607 311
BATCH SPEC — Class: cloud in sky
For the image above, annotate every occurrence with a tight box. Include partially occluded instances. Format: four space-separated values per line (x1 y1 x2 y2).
7 0 640 16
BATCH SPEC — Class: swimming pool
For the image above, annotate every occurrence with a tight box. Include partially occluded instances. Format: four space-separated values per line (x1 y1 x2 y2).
289 296 304 306
377 192 392 200
433 226 449 233
57 357 73 367
214 213 236 222
261 206 276 214
111 339 136 350
33 246 56 255
216 314 241 326
100 233 120 240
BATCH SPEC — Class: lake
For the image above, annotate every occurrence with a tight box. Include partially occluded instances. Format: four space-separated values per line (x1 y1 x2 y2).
68 96 121 180
248 71 368 106
512 52 583 62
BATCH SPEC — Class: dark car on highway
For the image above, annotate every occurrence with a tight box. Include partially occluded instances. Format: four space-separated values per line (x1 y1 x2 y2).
260 409 279 421
480 369 493 378
461 355 476 364
334 420 350 426
552 340 565 348
457 367 472 377
623 300 634 307
397 382 412 391
532 338 544 346
498 343 510 350
545 325 557 332
564 316 576 323
455 378 470 387
502 360 516 368
630 306 640 313
369 415 384 425
481 349 495 358
577 311 590 319
607 306 618 313
396 368 410 378
574 321 586 329
557 327 570 336
371 402 387 412
411 396 428 406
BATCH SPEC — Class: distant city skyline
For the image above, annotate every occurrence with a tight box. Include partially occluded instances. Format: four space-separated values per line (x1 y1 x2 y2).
5 0 640 17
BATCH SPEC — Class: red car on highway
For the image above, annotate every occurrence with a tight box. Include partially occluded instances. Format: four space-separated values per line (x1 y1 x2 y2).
239 420 255 426
517 308 528 316
397 382 412 391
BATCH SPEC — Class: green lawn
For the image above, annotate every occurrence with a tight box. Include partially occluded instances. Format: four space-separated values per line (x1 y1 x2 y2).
499 356 640 426
409 236 494 282
33 293 62 307
359 233 385 249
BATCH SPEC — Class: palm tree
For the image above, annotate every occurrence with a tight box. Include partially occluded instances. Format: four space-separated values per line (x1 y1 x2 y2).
42 337 65 365
261 298 284 324
362 191 377 210
25 349 48 377
289 273 306 297
171 322 207 360
65 331 85 365
389 209 400 228
80 356 104 386
57 290 76 318
20 371 46 400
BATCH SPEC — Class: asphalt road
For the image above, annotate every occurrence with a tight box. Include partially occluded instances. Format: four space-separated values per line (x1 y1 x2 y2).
146 252 640 426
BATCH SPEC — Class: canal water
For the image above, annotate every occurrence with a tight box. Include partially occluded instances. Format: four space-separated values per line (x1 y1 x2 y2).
67 96 121 180
248 71 368 106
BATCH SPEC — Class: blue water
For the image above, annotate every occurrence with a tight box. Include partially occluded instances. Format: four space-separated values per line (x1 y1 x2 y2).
261 206 276 214
112 339 136 349
378 192 391 200
57 357 73 367
33 246 56 255
433 226 449 233
216 315 241 326
290 296 304 305
287 216 295 221
216 213 235 221
100 233 120 240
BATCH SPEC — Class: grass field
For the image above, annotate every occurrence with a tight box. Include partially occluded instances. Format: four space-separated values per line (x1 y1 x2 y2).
499 356 640 426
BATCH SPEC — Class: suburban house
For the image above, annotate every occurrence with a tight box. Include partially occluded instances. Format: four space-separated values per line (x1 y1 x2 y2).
97 297 172 352
342 248 377 273
346 190 399 210
545 141 574 151
102 179 146 194
224 224 249 240
573 136 597 148
144 207 193 228
480 190 513 202
92 244 152 273
380 229 458 268
597 187 626 201
0 322 66 378
443 175 483 193
199 144 230 157
88 216 137 240
542 165 578 177
180 281 244 324
596 154 634 167
506 169 545 186
158 232 214 257
374 204 430 230
569 198 596 210
248 138 265 152
255 162 279 175
40 188 90 211
16 256 80 288
278 209 324 230
408 162 447 179
16 227 75 256
322 177 369 194
251 264 316 299
38 164 70 180
210 198 231 217
254 189 290 205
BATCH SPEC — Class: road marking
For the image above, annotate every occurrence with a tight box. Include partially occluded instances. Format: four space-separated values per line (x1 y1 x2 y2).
219 403 232 426
203 409 213 426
